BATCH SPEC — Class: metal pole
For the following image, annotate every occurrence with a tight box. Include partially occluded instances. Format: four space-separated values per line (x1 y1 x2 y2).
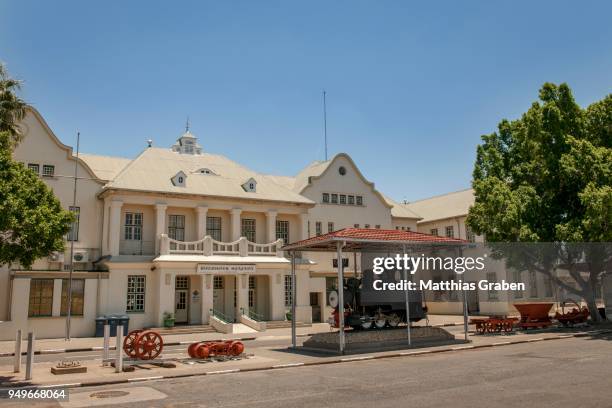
460 247 469 342
13 329 21 373
25 332 34 381
323 90 328 161
66 131 80 341
336 241 345 354
115 325 123 373
291 252 297 349
402 244 411 346
103 324 110 365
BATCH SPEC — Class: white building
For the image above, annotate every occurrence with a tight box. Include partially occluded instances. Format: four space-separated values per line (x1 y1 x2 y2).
0 108 556 340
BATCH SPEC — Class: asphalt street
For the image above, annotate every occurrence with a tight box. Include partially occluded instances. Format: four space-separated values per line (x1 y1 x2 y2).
2 333 611 408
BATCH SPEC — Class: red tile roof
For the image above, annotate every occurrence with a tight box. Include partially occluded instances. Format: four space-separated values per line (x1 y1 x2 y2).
282 227 466 251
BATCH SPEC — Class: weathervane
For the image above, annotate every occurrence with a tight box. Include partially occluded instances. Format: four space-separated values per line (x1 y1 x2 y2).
185 116 190 132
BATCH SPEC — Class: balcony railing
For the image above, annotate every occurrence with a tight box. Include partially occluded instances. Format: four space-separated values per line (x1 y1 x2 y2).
160 234 284 257
119 240 155 256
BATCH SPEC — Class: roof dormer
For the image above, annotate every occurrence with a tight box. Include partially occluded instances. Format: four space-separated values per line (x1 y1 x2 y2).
242 177 257 192
171 171 187 187
194 167 217 176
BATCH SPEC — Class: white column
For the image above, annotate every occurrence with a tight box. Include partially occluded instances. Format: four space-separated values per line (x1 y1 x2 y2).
299 212 309 240
196 206 208 240
155 203 167 254
231 208 242 241
266 210 277 243
269 273 286 320
51 279 62 317
236 274 249 315
108 200 123 256
201 274 214 324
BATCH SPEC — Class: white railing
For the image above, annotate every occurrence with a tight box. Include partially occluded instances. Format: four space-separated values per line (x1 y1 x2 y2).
160 234 284 257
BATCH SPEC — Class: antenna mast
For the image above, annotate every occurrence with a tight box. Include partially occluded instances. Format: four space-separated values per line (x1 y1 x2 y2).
323 90 328 161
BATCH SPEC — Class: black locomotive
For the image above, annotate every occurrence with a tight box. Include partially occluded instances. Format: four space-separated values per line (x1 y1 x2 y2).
329 272 427 330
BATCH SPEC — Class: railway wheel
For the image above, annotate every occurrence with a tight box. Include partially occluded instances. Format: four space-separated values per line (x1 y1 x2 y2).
134 330 163 360
195 343 210 359
361 317 373 330
373 313 387 329
503 322 513 333
123 330 142 358
188 342 200 358
387 313 401 328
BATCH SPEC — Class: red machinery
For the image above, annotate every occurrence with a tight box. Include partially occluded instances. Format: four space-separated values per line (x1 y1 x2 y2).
555 300 590 327
514 303 554 329
123 329 164 360
470 316 519 334
187 340 245 359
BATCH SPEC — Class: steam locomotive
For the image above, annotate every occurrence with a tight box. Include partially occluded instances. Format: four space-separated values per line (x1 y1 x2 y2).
328 273 428 330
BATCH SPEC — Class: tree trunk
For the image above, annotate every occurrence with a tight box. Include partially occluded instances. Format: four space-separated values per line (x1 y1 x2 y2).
583 289 602 323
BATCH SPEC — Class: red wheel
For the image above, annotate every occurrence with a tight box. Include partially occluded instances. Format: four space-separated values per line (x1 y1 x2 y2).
503 322 513 332
229 341 244 356
123 330 142 358
134 330 163 360
188 342 200 358
195 344 210 359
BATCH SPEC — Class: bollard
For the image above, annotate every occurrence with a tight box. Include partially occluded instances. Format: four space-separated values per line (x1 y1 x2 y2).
25 332 34 381
115 325 123 373
13 329 22 373
103 324 110 365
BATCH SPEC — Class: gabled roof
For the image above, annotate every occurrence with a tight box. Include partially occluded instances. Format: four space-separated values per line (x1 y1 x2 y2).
380 193 422 220
282 227 465 252
404 188 475 223
103 147 314 205
79 153 131 181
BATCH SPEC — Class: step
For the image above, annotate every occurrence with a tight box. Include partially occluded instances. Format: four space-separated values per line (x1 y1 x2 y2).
264 321 312 329
146 325 218 335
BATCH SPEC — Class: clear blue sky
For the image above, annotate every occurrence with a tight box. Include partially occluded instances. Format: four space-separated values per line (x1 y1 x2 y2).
1 1 611 202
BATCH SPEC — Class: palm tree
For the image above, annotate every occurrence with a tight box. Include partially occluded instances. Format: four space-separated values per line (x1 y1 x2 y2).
0 63 28 146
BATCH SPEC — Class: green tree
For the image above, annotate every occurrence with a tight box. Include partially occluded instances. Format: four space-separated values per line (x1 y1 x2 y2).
0 63 28 145
0 131 73 268
467 83 612 321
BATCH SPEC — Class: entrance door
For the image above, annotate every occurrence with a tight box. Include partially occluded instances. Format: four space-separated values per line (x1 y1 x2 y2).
175 276 189 324
466 282 480 314
310 292 321 323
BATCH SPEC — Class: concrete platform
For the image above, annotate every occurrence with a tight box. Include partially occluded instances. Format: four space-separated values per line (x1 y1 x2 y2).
301 326 460 354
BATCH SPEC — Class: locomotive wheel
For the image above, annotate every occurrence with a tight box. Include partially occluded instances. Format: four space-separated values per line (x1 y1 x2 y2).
373 314 387 329
361 318 373 330
503 322 513 332
134 330 163 360
195 344 210 359
387 313 401 328
476 324 486 334
123 330 142 358
188 342 200 358
229 341 244 356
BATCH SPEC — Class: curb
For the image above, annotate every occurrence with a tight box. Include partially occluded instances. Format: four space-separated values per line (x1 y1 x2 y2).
2 329 609 390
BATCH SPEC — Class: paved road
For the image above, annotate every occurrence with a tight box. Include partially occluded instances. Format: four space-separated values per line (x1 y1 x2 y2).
3 334 611 408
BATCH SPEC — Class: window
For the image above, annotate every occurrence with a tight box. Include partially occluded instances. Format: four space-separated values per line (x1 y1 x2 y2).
315 222 322 236
466 226 475 243
445 226 454 238
27 163 40 174
67 206 80 241
339 195 346 205
529 271 538 298
61 279 84 316
348 195 355 205
168 215 185 241
396 226 399 230
338 166 346 175
364 224 370 229
248 276 256 308
276 220 289 243
284 275 293 307
126 276 146 312
331 194 338 204
354 224 360 228
430 228 438 236
213 276 224 289
175 276 189 290
356 196 363 206
375 225 381 229
124 213 143 241
322 193 329 203
514 270 523 298
241 218 256 242
206 216 222 241
42 165 55 177
28 279 54 317
328 222 334 233
487 272 498 300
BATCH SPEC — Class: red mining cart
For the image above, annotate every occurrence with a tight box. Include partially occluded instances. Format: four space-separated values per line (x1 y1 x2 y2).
470 316 519 334
555 300 590 327
187 340 245 359
514 303 554 329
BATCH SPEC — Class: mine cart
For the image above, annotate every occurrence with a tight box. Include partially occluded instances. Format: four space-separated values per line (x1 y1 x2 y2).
470 316 519 334
514 303 554 329
555 300 590 327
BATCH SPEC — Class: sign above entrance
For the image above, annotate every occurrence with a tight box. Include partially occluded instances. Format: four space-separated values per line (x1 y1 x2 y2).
197 264 256 274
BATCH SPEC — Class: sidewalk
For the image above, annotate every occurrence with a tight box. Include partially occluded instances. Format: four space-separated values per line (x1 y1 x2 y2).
1 325 609 389
0 315 468 356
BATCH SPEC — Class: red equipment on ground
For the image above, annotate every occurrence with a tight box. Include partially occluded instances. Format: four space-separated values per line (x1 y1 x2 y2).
555 300 590 326
187 340 245 359
122 329 164 360
470 316 519 334
514 303 554 329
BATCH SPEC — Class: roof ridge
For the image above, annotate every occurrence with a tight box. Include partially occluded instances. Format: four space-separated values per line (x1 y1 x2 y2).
79 152 132 160
406 187 473 204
